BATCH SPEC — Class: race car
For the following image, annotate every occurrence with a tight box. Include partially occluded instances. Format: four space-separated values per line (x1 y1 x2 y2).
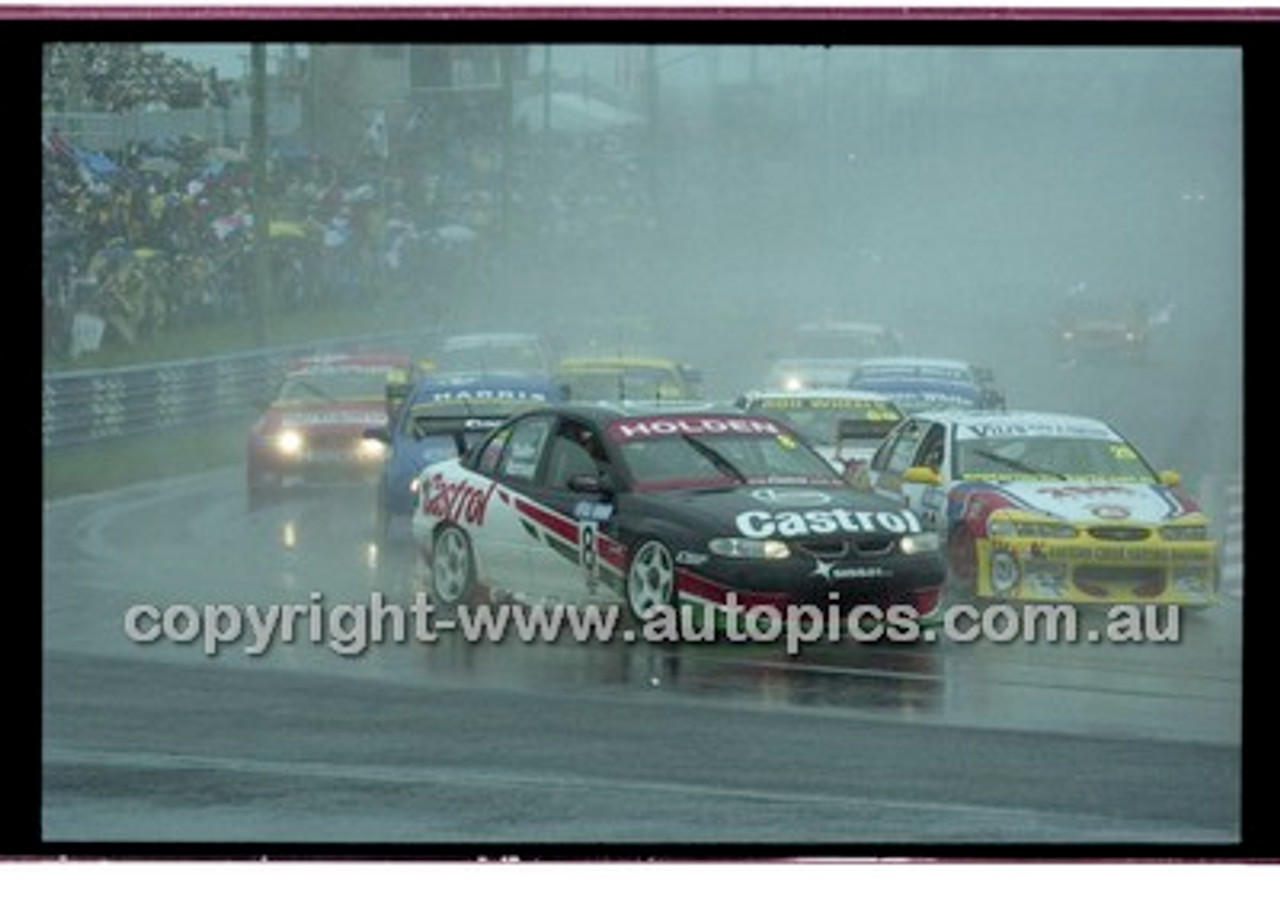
410 403 947 627
765 357 864 392
246 352 413 510
365 372 563 536
426 331 555 378
854 409 1220 606
735 389 903 476
1052 291 1151 362
847 356 1006 413
555 355 702 402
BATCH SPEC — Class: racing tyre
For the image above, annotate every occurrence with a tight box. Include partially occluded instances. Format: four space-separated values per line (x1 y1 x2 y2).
431 525 476 606
626 538 677 624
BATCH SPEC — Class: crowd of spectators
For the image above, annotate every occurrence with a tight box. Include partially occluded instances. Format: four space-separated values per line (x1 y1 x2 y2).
44 43 234 113
42 44 659 362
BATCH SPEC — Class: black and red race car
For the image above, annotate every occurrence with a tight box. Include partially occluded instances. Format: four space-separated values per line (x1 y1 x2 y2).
409 402 948 628
246 352 414 510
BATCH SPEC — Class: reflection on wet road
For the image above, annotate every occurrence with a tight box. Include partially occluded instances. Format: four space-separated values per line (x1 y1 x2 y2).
42 467 1241 843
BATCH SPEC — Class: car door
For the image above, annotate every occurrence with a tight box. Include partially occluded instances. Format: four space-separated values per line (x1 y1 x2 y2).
517 415 621 604
463 412 555 595
865 416 931 500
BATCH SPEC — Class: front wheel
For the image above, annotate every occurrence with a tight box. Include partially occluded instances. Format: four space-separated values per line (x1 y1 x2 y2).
431 525 476 606
626 538 676 623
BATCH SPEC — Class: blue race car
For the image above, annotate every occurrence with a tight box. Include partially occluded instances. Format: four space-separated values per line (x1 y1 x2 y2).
847 356 1005 414
366 372 563 537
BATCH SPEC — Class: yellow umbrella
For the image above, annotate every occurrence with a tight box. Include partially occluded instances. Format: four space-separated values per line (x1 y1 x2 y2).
268 220 309 240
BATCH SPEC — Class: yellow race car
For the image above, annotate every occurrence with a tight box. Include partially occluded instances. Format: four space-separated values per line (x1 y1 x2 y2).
555 355 702 403
858 409 1220 606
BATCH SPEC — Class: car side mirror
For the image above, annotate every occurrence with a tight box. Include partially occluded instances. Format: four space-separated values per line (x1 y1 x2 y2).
902 465 942 486
1158 469 1181 488
567 471 616 496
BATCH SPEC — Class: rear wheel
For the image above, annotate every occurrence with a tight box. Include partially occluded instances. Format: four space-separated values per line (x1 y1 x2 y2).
431 525 476 606
626 538 676 623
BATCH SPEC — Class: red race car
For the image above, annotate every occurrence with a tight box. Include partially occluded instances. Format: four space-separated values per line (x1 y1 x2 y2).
246 352 413 510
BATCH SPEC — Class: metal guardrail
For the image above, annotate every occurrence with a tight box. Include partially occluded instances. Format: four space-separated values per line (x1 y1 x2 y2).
42 329 436 452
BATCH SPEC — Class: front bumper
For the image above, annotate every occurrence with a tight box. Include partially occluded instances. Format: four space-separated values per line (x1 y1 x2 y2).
665 551 948 619
974 535 1219 605
249 440 386 489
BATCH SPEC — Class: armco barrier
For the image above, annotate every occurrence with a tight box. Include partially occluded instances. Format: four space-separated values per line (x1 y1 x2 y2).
42 330 435 451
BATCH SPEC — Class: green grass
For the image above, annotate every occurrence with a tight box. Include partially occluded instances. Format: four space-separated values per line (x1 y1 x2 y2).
43 419 250 500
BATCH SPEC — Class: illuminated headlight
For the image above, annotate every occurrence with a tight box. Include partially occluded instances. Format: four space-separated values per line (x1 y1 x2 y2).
274 429 304 456
708 537 791 560
1160 524 1209 542
782 376 804 392
900 532 940 554
988 518 1077 539
356 437 386 461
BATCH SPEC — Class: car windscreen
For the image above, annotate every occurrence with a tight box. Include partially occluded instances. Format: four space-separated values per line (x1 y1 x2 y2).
955 436 1158 482
744 398 900 446
607 415 842 489
278 368 389 403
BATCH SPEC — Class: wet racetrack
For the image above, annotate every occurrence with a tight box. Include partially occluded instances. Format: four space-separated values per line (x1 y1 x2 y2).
42 290 1244 847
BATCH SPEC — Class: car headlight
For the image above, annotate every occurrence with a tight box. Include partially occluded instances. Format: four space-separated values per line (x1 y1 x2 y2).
900 532 940 554
356 437 386 461
274 429 304 456
1160 524 1209 542
782 376 804 391
708 537 792 560
987 517 1077 539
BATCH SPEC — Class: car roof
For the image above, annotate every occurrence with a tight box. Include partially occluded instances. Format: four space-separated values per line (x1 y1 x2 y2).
525 400 750 429
740 388 897 403
854 356 974 371
410 372 558 396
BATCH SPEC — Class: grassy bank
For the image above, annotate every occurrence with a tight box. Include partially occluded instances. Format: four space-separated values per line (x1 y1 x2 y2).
43 419 250 501
44 290 442 373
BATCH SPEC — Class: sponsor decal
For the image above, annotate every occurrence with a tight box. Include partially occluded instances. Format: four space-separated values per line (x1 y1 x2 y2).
1090 504 1132 519
422 389 549 402
749 488 832 507
1035 484 1138 499
810 560 890 581
572 501 615 522
423 473 497 526
676 550 710 565
736 507 923 539
610 416 781 441
958 422 1117 440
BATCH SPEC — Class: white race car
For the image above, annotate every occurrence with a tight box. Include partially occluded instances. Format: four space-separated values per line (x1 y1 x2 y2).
854 408 1220 606
736 388 904 477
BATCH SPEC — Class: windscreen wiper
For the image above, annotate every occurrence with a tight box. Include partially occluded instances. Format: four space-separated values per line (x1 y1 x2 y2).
970 448 1067 480
681 435 748 484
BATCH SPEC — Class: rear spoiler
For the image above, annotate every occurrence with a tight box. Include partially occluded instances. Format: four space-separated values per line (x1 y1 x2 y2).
365 416 505 457
412 416 506 455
